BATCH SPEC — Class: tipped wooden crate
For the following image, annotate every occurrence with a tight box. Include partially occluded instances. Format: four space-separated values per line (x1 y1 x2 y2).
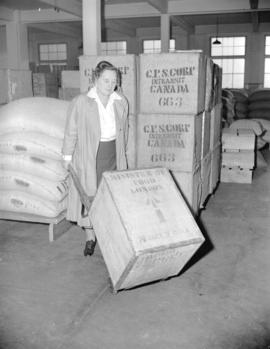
138 51 207 115
136 113 203 172
89 168 205 292
79 54 137 114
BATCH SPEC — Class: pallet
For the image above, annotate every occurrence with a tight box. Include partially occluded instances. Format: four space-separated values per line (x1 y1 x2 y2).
0 210 72 242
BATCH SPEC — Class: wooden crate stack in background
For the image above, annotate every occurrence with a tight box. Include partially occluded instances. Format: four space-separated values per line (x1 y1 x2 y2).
59 70 80 101
79 54 137 169
137 51 220 214
0 69 33 104
221 128 255 183
32 72 58 98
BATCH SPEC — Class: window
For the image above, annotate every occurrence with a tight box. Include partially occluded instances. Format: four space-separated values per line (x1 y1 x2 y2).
39 43 67 63
101 41 127 55
143 39 176 54
211 36 246 88
264 36 270 87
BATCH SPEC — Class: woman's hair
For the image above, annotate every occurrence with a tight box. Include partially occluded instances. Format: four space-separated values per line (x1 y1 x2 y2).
93 60 119 83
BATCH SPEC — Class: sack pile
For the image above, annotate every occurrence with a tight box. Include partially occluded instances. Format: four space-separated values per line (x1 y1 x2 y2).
0 97 70 218
230 89 249 120
222 89 235 126
248 89 270 120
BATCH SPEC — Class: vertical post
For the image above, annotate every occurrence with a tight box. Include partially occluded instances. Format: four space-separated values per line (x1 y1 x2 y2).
82 0 101 56
6 10 29 69
160 13 170 53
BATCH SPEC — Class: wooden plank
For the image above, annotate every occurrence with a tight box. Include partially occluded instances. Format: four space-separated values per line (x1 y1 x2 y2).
0 210 70 242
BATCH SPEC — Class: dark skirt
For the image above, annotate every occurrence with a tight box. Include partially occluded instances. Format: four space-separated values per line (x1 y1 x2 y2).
96 140 116 186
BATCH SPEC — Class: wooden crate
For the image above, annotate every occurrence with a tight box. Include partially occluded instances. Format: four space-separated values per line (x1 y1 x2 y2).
136 113 203 172
138 51 206 115
200 152 212 208
205 57 215 112
170 165 202 215
32 73 58 98
126 113 137 169
79 54 137 114
210 103 222 151
209 142 221 194
222 128 255 151
0 69 33 104
89 168 205 292
202 110 211 158
61 70 80 89
221 150 255 169
59 87 80 101
220 166 253 184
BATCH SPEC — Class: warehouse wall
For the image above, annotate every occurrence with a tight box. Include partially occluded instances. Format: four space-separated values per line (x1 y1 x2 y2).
0 25 7 68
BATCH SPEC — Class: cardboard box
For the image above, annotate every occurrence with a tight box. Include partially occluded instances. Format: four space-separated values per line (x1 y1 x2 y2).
79 54 137 114
138 51 206 114
222 128 255 151
136 113 203 172
89 168 205 292
220 166 253 184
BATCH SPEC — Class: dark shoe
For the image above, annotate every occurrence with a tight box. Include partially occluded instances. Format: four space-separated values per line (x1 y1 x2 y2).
84 239 96 257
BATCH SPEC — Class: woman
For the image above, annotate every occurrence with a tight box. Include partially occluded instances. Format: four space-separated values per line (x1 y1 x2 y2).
62 61 129 256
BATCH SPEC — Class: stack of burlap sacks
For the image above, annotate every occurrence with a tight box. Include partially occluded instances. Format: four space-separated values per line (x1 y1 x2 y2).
0 97 69 218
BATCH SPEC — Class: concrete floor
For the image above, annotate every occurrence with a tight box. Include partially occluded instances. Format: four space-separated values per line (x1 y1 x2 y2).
1 151 270 349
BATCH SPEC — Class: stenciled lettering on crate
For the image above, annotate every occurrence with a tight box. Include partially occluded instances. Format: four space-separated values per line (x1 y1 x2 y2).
137 113 202 172
79 55 137 114
139 51 206 115
89 167 205 292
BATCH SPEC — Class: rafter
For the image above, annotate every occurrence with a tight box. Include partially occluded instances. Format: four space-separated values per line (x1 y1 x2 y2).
38 0 82 17
28 22 81 38
106 19 136 37
0 6 14 21
171 15 194 34
146 0 168 14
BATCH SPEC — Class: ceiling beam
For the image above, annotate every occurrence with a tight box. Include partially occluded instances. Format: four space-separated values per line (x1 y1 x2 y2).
38 0 82 17
28 22 81 38
171 15 194 34
251 11 259 31
0 6 14 21
106 19 136 37
249 0 259 10
146 0 168 14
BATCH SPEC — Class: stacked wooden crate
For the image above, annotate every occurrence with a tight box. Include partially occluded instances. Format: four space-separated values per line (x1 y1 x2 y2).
0 69 33 104
32 73 58 98
209 64 223 195
79 55 137 169
59 70 80 101
136 51 217 214
221 128 255 183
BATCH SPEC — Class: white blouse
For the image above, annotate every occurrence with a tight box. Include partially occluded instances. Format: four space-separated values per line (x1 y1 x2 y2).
87 86 122 142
